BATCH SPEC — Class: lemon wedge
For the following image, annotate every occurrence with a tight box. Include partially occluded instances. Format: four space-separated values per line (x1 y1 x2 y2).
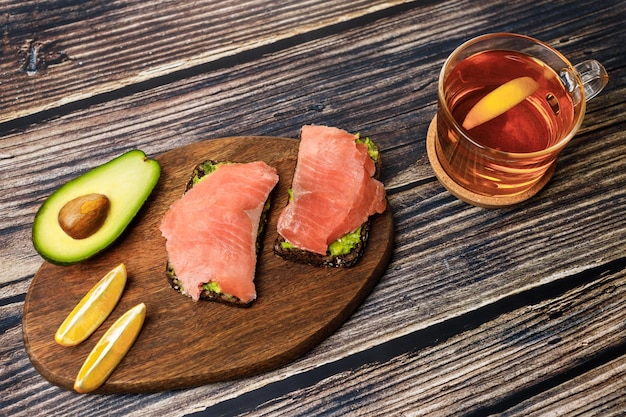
74 302 146 393
462 76 540 130
55 263 127 347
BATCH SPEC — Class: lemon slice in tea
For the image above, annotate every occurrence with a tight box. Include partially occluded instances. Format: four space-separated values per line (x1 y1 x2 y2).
55 263 127 346
74 302 146 393
462 76 540 130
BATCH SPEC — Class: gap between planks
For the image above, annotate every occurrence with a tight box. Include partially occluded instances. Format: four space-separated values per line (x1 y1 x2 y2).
187 256 626 416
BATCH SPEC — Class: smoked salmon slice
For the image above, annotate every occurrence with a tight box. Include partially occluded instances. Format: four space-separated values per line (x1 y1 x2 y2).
160 161 279 303
277 125 386 256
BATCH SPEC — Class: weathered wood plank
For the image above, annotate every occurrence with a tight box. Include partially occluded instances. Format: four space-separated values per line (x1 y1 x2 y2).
1 0 625 416
220 263 626 416
498 354 626 416
0 0 414 124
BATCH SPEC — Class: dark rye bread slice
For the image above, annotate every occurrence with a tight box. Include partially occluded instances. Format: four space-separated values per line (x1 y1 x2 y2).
273 222 372 268
273 137 382 268
165 160 273 307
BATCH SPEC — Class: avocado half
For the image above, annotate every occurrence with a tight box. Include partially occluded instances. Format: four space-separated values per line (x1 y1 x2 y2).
32 150 161 265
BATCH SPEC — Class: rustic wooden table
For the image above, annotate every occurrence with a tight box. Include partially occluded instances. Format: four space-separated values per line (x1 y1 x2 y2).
2 0 625 416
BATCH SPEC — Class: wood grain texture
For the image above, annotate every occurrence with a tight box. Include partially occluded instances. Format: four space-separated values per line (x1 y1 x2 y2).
501 354 626 417
22 137 394 393
0 0 413 124
1 0 625 415
231 263 626 416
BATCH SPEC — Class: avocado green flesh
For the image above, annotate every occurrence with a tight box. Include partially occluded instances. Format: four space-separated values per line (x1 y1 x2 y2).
281 227 361 256
172 275 225 297
191 160 224 185
32 150 161 265
328 227 362 256
202 281 221 293
355 134 379 162
201 281 238 303
178 279 238 303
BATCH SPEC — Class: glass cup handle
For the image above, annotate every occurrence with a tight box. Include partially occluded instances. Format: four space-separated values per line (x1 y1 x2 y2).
574 60 609 102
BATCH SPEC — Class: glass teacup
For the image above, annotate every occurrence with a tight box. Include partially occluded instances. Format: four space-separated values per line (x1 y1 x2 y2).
427 33 608 207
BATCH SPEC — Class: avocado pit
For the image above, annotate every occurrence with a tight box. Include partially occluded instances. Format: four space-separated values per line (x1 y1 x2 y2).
58 193 110 239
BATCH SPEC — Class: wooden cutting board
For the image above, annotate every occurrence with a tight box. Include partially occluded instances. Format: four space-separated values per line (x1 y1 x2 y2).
22 136 394 393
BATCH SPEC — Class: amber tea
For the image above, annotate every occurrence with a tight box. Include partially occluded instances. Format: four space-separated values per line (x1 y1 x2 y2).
449 50 574 153
436 49 580 198
431 34 607 206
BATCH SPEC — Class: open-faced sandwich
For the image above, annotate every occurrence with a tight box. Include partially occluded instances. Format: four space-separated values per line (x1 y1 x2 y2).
274 125 387 267
160 160 279 306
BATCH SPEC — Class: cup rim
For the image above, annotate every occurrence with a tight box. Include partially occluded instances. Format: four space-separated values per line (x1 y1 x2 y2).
438 32 587 159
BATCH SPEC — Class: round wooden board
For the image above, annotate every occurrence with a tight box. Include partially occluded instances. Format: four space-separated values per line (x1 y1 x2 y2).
22 136 394 394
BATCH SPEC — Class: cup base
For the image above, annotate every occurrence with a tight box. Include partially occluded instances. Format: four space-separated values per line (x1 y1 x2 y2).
426 116 555 208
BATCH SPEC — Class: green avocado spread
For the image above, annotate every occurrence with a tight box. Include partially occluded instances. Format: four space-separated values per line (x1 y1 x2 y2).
202 281 221 294
355 134 379 162
328 227 362 256
281 227 362 256
192 160 223 185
